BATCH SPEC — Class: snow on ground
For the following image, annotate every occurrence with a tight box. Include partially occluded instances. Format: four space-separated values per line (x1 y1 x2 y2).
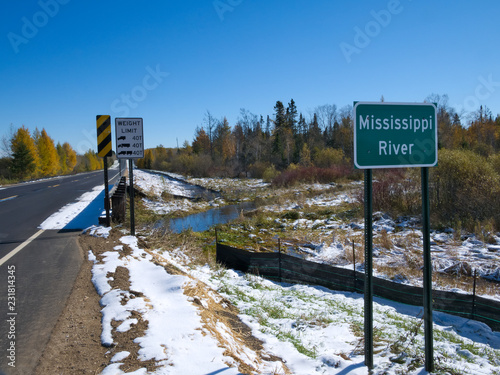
134 169 200 199
97 233 500 375
86 225 112 238
39 185 104 230
262 192 355 213
141 197 210 215
89 233 285 375
188 177 270 191
297 213 500 289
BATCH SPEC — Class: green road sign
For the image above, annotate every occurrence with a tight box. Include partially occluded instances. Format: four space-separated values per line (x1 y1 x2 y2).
354 102 438 169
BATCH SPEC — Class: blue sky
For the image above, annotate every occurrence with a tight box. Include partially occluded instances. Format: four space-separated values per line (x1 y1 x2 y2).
1 0 500 154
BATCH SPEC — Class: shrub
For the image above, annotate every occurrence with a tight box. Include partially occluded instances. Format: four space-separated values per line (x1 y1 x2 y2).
313 148 344 168
248 161 273 179
262 164 279 183
360 169 421 217
489 153 500 175
431 149 500 229
190 154 214 177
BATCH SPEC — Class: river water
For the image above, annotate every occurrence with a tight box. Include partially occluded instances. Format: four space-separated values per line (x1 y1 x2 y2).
167 201 256 233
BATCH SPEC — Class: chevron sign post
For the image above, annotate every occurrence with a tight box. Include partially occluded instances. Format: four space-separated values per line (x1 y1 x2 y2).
96 115 112 226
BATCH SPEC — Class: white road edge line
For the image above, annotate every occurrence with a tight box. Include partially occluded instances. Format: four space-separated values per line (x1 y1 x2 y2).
0 229 45 266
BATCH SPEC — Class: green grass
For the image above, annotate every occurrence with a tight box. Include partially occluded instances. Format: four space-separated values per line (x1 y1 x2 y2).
211 269 500 374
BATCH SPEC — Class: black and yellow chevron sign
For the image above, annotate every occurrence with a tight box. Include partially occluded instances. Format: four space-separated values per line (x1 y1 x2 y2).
96 115 112 157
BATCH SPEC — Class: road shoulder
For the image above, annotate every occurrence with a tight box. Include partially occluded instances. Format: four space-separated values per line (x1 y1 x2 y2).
34 234 110 374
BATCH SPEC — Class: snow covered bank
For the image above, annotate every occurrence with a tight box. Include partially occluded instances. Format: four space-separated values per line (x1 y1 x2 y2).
88 230 287 374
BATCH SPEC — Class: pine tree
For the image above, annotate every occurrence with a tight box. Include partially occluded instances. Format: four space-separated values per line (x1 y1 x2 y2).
286 99 298 131
10 126 39 179
308 113 323 152
213 117 235 163
192 127 211 155
272 101 287 166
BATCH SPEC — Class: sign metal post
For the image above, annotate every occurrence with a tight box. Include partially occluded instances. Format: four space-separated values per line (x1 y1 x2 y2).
96 115 112 227
129 159 135 236
421 167 434 372
354 102 437 371
364 168 373 369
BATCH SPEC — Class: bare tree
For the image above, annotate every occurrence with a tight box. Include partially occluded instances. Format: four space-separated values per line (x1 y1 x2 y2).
1 123 14 157
314 104 337 131
203 110 216 157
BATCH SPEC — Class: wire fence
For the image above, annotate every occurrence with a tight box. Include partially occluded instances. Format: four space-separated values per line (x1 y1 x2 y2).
216 242 500 332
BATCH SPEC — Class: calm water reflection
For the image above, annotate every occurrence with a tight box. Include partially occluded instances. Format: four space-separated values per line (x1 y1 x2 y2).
168 201 256 233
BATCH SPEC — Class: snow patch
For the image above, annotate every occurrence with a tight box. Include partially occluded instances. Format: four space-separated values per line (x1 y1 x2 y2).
39 185 104 230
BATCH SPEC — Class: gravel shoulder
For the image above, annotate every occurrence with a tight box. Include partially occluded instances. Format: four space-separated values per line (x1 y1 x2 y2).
34 233 112 374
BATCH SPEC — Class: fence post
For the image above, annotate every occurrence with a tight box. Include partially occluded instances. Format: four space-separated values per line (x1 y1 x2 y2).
472 268 477 319
353 240 357 291
353 240 356 270
278 238 282 282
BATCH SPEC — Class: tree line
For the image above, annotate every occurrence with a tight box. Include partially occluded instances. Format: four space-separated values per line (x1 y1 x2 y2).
137 94 500 179
136 94 500 229
138 99 355 178
0 125 106 183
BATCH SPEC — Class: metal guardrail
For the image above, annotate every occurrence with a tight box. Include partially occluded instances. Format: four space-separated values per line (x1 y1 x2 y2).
110 176 127 223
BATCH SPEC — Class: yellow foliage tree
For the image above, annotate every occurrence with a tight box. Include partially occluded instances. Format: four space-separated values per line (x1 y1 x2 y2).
35 128 59 176
299 143 312 167
83 150 103 171
137 149 155 169
56 142 68 174
63 142 77 172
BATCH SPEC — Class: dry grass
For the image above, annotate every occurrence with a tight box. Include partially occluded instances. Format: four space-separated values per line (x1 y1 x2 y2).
343 239 365 265
375 230 392 250
146 228 212 267
393 231 421 250
433 272 500 297
183 281 291 375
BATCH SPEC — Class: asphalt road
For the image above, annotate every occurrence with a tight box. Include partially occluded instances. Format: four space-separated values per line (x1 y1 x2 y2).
0 165 122 375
